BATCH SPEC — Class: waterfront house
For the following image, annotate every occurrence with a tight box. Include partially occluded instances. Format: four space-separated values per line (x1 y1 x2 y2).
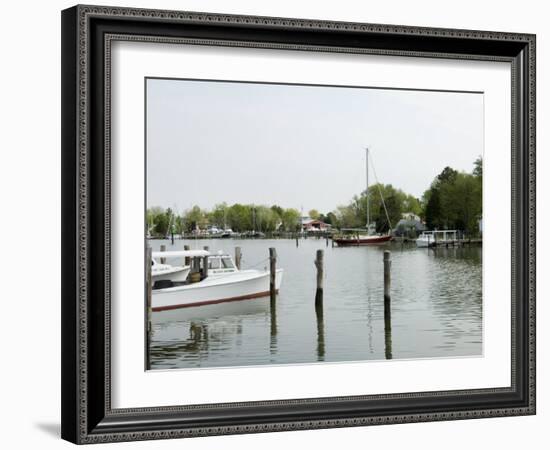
302 218 332 232
394 212 426 237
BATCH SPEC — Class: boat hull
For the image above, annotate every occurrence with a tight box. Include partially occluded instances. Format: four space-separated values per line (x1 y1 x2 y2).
333 235 392 246
416 238 432 248
152 265 191 283
152 269 284 312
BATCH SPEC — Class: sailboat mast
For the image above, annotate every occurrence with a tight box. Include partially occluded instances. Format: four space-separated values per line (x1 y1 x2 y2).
366 147 370 227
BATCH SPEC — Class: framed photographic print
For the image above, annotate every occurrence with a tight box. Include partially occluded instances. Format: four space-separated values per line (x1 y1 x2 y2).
61 5 536 444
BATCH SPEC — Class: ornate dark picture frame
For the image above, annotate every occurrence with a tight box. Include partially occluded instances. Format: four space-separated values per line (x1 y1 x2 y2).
61 4 536 444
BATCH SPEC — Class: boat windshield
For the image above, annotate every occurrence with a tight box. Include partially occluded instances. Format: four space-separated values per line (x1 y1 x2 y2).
207 256 235 270
209 258 221 269
222 257 235 269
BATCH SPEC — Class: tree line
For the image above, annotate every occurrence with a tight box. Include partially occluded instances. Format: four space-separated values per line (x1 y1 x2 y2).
147 157 482 237
147 203 303 236
422 157 482 235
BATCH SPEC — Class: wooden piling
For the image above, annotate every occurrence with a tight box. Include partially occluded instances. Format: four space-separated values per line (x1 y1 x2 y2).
203 246 209 279
269 247 277 303
235 246 242 270
145 247 152 370
270 295 277 338
314 249 324 307
160 244 166 264
384 305 392 360
383 250 392 359
184 244 190 266
315 298 325 360
383 250 391 302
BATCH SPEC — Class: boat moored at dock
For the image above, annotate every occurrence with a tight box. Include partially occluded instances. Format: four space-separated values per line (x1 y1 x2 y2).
416 230 458 248
332 230 392 246
151 258 190 283
149 250 284 319
332 147 392 246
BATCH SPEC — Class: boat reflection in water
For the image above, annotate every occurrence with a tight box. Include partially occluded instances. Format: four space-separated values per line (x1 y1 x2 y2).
150 301 273 369
152 296 271 324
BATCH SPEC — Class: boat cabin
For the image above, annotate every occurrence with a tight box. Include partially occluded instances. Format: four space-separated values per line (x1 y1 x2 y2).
149 249 241 289
207 254 237 275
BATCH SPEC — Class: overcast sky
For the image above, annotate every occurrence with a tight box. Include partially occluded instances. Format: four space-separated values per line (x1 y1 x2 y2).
146 78 483 214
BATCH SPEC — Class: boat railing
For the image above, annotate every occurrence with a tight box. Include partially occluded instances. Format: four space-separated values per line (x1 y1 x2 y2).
418 230 459 242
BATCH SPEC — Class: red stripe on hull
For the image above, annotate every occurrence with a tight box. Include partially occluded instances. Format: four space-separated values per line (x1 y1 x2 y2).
152 289 279 312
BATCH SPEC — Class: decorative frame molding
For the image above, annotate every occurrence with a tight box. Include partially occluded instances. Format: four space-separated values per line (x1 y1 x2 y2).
61 4 535 444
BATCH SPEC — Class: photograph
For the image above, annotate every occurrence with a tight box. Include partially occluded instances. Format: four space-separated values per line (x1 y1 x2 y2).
58 4 536 444
145 78 484 370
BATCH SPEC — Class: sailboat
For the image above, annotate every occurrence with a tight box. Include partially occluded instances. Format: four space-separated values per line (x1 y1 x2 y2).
333 148 393 246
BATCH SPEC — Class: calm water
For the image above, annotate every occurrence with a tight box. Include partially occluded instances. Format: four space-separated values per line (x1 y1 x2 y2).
149 238 482 369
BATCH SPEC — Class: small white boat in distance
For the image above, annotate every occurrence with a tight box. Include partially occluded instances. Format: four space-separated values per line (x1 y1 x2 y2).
151 258 190 283
416 230 458 248
151 250 284 317
151 250 206 283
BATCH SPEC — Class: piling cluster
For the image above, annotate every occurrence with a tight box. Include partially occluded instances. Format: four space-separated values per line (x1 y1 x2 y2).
145 242 395 366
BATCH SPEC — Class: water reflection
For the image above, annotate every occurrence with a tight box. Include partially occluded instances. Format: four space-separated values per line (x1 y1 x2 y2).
384 299 392 360
315 301 325 361
270 297 277 356
149 239 482 369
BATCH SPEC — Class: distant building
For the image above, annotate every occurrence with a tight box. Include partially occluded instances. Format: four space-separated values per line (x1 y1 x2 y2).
302 218 331 232
393 212 426 237
401 212 421 222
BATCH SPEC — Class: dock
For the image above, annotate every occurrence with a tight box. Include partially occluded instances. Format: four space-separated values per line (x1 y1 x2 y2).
427 238 482 248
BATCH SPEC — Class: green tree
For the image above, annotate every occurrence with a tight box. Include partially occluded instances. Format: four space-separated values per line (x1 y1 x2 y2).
423 167 458 229
183 205 207 231
356 183 406 232
227 204 252 232
335 204 361 228
424 188 443 230
308 209 320 220
440 172 481 233
423 162 482 234
324 212 338 226
271 205 284 219
255 205 278 232
437 166 459 184
473 156 483 179
281 208 301 231
174 215 184 234
403 194 422 216
146 206 164 235
209 203 228 228
153 212 170 236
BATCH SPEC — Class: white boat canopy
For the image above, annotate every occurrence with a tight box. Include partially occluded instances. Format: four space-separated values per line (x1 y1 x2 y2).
152 250 210 259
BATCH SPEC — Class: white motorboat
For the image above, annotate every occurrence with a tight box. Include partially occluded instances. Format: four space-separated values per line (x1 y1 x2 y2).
416 230 458 247
150 250 284 314
151 258 190 283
